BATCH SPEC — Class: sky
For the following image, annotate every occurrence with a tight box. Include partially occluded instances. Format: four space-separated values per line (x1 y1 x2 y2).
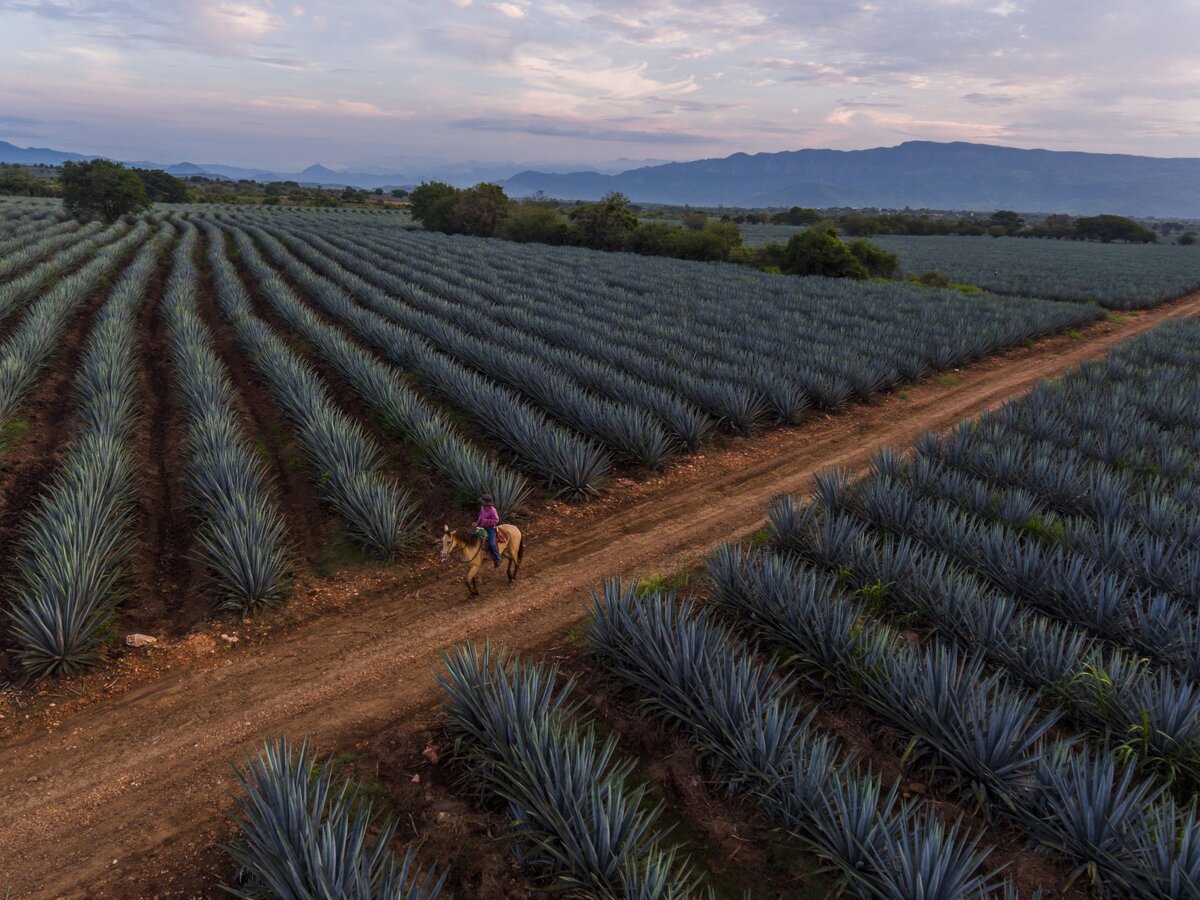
1 0 1199 172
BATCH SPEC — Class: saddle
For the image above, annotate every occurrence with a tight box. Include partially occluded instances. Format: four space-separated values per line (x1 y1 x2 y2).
474 527 508 545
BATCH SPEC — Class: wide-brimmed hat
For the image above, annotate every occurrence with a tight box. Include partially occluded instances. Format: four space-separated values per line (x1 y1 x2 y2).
481 494 494 503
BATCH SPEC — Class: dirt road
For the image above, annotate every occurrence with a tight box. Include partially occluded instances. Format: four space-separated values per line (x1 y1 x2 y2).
2 293 1199 898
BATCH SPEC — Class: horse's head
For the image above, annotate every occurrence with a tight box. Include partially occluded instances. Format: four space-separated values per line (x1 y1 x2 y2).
439 525 454 562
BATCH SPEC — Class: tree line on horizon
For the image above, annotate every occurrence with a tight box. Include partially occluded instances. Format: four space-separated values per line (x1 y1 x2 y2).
408 183 902 279
4 158 1192 248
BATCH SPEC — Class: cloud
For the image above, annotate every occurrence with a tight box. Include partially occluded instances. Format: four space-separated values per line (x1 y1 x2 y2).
4 0 1200 165
452 114 714 144
494 2 526 18
962 91 1018 107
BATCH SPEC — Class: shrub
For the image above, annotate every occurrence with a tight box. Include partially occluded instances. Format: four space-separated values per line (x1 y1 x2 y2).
780 227 869 279
847 238 900 278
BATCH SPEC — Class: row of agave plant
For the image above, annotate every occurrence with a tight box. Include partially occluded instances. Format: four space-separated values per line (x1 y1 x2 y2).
0 202 64 236
290 223 711 452
201 222 421 558
707 538 1200 897
912 424 1200 587
219 223 531 518
0 220 127 326
586 580 1022 899
844 464 1200 676
871 233 1200 309
6 226 166 676
227 737 446 899
228 207 1094 441
343 222 822 427
162 223 292 611
438 641 704 897
203 215 609 501
0 215 93 281
766 488 1196 762
326 216 1097 417
246 218 682 470
0 220 147 423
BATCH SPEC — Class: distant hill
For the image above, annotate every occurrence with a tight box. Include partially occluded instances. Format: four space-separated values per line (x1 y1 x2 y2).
0 140 94 166
502 141 1200 217
6 138 1200 215
0 140 668 191
0 141 409 190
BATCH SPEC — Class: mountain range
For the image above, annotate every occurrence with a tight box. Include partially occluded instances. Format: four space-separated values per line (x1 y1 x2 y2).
4 138 1200 216
501 142 1200 217
0 141 666 191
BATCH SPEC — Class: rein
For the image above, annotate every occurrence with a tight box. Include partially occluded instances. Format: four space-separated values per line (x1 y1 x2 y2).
456 534 485 564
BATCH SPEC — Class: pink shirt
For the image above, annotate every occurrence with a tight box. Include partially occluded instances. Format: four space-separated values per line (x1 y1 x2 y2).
475 505 499 528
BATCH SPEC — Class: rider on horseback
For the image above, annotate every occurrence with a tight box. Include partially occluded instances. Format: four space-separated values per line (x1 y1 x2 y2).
475 495 501 568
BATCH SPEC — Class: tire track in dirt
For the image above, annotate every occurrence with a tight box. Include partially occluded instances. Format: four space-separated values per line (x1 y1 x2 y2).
190 234 328 569
0 291 1198 898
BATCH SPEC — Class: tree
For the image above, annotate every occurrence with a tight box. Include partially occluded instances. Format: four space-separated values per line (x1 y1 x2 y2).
989 209 1025 233
681 210 708 231
409 181 462 231
569 192 638 250
1179 232 1196 246
840 214 880 237
60 159 150 222
0 165 58 197
778 227 868 279
624 221 678 256
847 239 899 278
667 221 742 262
1073 215 1157 243
772 206 821 226
390 188 409 199
500 200 567 244
446 183 510 237
134 168 187 203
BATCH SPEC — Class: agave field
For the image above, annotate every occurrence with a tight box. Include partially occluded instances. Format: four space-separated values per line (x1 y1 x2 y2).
873 234 1200 308
0 198 1102 680
416 320 1200 897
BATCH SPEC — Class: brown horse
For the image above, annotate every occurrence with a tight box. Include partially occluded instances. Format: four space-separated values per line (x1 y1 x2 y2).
440 524 524 597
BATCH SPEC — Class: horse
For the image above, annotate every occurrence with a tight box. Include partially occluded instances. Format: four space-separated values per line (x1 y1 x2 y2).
440 524 525 597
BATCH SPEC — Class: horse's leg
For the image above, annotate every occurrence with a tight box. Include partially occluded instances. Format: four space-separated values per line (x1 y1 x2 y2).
469 558 482 596
510 538 521 580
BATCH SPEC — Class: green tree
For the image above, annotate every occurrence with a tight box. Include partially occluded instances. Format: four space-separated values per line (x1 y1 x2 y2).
409 181 462 231
1180 232 1197 246
772 206 821 226
778 227 868 278
667 221 742 261
989 209 1025 233
0 165 58 197
569 192 639 250
60 159 150 222
681 210 708 231
500 199 567 243
134 168 187 203
840 214 881 237
624 221 678 255
447 183 510 237
1073 214 1157 243
847 239 899 277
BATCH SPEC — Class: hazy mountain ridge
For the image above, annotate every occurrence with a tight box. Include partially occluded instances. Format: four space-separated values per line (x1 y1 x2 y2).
502 142 1200 216
4 139 1200 215
0 140 667 190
